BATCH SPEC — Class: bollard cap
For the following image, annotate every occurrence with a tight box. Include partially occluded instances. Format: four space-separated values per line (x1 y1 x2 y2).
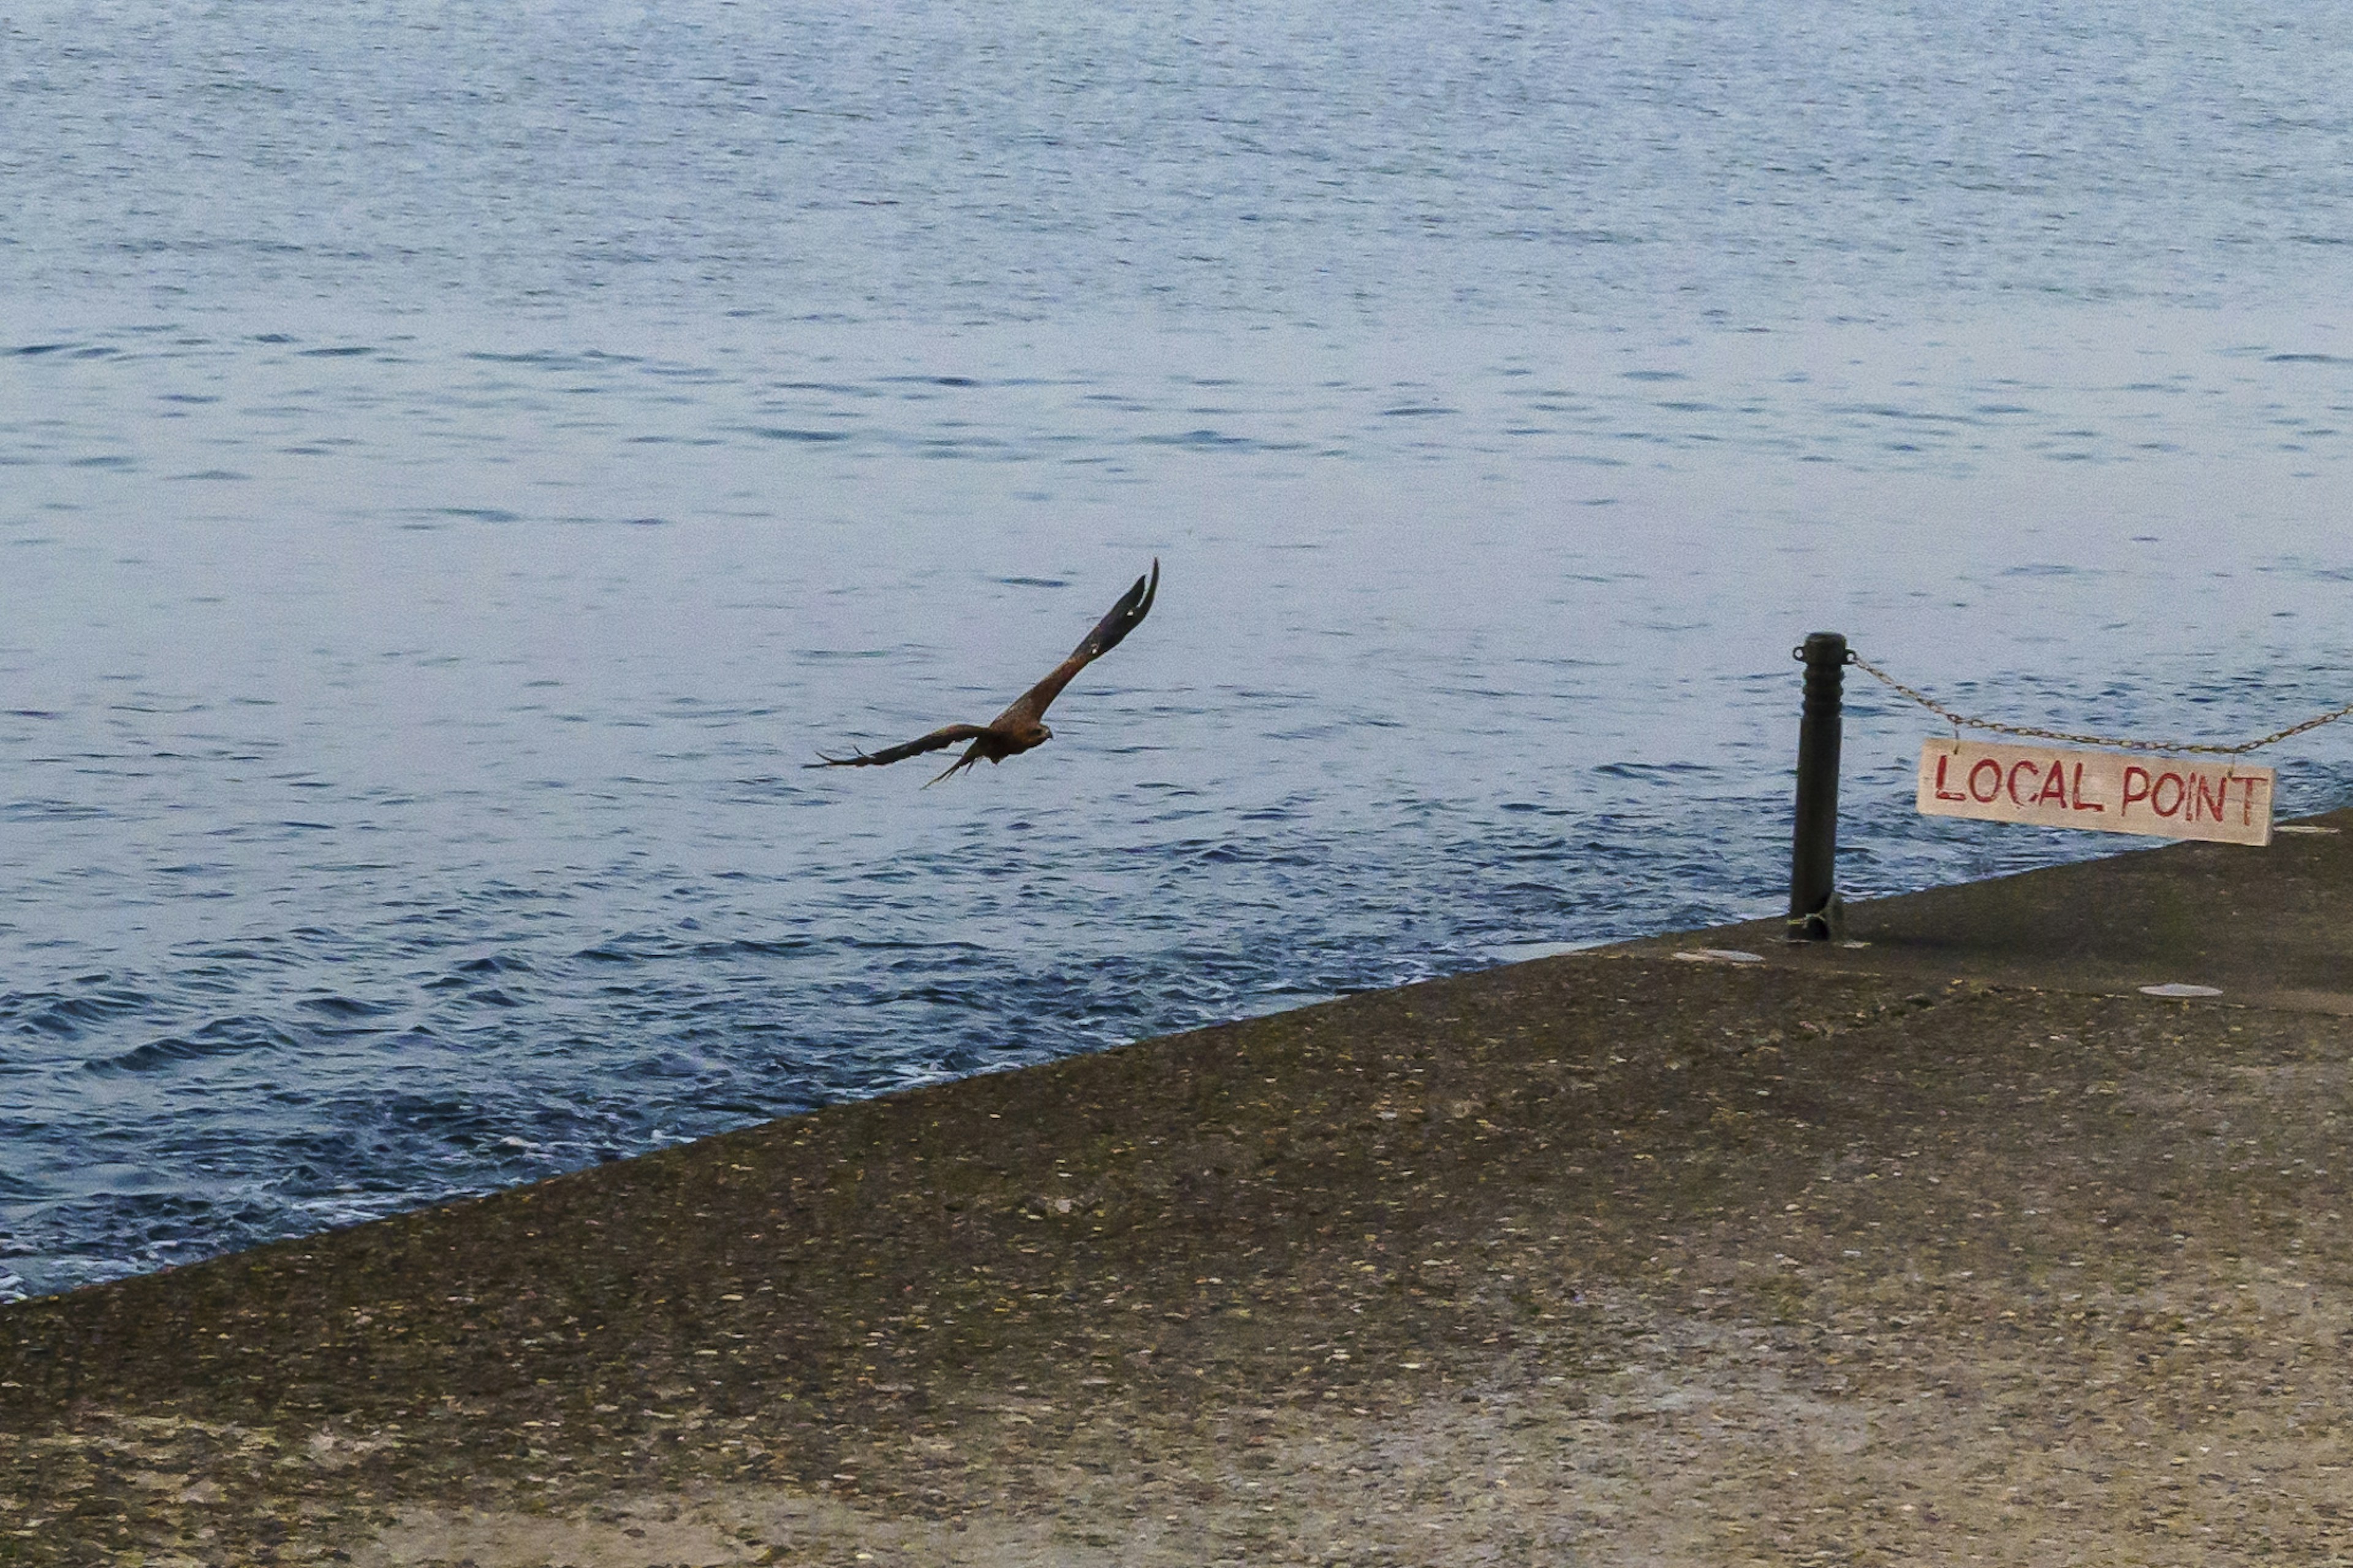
1793 631 1849 664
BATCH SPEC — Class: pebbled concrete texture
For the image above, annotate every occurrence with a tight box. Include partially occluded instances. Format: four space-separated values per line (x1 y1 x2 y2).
6 812 2353 1566
1618 807 2353 1012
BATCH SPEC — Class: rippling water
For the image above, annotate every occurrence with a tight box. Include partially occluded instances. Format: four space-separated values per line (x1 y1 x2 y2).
6 0 2353 1300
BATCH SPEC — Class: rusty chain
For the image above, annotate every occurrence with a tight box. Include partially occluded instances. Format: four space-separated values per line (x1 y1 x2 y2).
1832 649 2353 757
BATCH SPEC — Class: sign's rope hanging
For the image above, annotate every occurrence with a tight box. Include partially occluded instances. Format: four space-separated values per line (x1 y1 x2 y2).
1830 649 2353 757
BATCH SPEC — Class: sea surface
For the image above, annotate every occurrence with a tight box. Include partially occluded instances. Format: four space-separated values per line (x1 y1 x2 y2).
4 0 2352 1301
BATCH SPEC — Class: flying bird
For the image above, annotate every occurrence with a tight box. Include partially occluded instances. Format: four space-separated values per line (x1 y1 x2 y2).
808 559 1159 785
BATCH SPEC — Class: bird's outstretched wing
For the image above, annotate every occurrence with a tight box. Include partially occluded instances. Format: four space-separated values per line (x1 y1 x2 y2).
995 557 1158 728
805 724 991 769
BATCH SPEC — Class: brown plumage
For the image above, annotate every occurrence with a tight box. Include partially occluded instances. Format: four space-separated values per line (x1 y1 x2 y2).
808 559 1159 785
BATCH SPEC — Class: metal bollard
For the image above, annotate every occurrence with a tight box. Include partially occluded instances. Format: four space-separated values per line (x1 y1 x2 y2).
1788 632 1847 941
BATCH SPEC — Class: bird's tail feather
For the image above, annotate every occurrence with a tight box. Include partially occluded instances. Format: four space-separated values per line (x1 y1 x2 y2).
925 744 983 787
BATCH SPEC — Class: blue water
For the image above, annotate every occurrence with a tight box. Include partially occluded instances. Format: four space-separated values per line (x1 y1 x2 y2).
5 0 2352 1301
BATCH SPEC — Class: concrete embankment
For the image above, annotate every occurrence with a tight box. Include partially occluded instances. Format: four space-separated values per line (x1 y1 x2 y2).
7 814 2353 1565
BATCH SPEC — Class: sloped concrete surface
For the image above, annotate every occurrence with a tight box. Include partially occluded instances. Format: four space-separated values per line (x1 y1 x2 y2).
6 819 2353 1564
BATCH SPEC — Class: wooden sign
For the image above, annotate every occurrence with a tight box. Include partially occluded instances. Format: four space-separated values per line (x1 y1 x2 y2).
1916 739 2273 846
